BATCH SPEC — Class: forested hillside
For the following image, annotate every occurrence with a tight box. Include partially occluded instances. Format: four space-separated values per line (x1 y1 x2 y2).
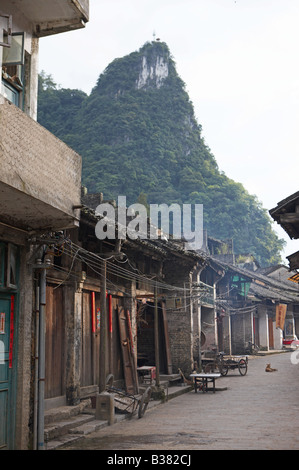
37 41 284 266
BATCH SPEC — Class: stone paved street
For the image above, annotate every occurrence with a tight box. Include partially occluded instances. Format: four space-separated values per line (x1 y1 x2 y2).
61 352 299 451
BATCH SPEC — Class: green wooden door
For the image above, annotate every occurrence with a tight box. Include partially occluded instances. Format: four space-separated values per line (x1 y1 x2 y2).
0 294 14 449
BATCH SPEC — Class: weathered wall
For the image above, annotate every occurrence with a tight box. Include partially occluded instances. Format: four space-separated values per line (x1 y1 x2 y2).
201 306 216 351
0 99 81 224
222 315 232 355
163 258 194 374
14 243 34 449
230 312 253 354
166 299 192 374
258 305 268 350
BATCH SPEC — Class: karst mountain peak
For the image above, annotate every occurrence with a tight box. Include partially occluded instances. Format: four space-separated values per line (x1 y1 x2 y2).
37 41 284 266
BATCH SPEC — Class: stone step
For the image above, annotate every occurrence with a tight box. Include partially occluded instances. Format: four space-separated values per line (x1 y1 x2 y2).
44 385 194 450
45 399 91 425
160 373 182 384
45 418 108 450
44 413 95 442
45 433 83 451
69 419 107 435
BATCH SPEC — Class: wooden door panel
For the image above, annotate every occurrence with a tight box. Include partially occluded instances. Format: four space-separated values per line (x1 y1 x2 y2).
45 286 65 399
81 292 93 387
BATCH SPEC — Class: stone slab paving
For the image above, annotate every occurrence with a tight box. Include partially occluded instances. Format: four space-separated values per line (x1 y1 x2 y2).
59 352 299 450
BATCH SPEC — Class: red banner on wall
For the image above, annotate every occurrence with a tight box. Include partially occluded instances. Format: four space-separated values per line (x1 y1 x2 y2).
91 292 96 333
276 303 287 330
108 294 112 334
9 294 14 368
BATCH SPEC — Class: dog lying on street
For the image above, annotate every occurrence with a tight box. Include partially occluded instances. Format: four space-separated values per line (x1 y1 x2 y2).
265 363 277 372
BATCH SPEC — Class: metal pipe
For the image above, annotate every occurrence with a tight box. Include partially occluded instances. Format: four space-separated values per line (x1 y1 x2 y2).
33 283 40 450
109 294 113 373
99 259 107 392
37 267 46 450
154 284 160 388
196 264 207 371
189 275 194 371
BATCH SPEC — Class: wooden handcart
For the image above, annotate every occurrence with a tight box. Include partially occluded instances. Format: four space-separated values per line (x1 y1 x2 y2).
105 374 152 419
203 351 248 376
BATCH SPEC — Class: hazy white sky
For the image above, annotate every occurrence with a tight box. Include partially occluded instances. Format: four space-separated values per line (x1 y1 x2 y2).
38 0 299 262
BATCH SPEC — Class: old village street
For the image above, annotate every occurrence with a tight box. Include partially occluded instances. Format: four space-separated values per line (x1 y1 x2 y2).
60 352 299 451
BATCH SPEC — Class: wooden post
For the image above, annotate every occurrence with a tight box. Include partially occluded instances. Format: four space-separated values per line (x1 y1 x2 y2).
108 294 113 373
154 284 160 387
161 302 172 374
91 292 96 385
99 259 107 392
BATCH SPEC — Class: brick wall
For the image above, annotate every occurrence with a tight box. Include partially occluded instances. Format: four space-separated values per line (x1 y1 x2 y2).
166 301 192 374
163 258 195 374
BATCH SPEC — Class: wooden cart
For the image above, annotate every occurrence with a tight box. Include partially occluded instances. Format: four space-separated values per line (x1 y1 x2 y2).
105 374 152 418
203 351 248 376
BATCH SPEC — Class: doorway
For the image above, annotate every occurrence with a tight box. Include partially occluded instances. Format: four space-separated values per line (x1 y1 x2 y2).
136 301 171 374
268 317 274 349
0 294 16 449
45 286 65 400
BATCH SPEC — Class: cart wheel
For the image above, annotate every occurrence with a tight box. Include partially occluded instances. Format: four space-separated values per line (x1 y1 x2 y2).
220 364 229 376
238 359 247 376
105 374 114 387
138 387 152 419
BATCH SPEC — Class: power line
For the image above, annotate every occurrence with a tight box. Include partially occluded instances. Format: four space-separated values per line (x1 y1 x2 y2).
63 238 189 293
45 237 257 315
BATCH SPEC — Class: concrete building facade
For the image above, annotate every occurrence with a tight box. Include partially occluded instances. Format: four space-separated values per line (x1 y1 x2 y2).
0 0 89 450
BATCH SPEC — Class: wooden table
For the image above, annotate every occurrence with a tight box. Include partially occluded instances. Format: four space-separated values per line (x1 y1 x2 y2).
190 373 221 393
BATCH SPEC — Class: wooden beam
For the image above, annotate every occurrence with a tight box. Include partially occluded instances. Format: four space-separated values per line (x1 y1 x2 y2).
279 213 299 223
287 251 299 270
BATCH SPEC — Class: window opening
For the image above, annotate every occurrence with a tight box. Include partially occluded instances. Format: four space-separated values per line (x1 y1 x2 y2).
6 244 18 289
0 243 5 287
0 12 12 47
2 32 25 106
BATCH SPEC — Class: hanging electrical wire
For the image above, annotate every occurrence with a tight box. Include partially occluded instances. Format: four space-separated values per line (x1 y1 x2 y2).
62 238 189 293
41 235 218 310
53 246 81 290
